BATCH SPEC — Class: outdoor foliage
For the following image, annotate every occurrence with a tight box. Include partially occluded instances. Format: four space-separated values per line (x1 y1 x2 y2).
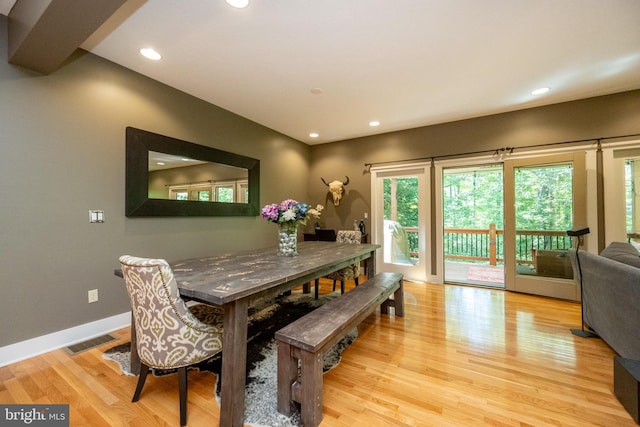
443 166 504 229
442 164 574 231
383 177 419 257
383 177 419 227
514 164 573 232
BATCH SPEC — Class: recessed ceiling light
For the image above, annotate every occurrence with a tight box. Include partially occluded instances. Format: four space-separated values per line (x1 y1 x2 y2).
369 121 380 127
226 0 249 8
531 87 550 95
309 133 319 138
157 162 165 166
139 48 161 60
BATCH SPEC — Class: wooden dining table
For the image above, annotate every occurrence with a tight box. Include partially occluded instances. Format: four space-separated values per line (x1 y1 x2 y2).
115 240 379 427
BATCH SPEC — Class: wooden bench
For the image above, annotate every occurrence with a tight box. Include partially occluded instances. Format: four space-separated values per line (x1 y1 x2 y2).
275 272 404 426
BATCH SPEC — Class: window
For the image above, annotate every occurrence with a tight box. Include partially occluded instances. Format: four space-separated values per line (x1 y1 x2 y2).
215 184 235 203
169 180 248 203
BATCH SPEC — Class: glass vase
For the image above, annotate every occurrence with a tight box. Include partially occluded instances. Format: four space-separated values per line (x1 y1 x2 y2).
277 222 299 256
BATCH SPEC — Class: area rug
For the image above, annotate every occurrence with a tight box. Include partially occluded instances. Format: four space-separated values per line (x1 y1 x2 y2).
467 265 504 283
103 291 357 427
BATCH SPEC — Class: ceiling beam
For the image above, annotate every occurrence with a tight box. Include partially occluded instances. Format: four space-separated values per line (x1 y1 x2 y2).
8 0 127 74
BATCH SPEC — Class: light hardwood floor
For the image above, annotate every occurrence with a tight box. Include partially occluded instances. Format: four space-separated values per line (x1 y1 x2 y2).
0 279 634 426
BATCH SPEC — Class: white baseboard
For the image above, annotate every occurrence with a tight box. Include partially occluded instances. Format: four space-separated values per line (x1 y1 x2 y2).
0 312 131 367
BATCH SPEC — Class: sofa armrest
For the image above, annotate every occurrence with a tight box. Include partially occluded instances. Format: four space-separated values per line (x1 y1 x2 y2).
569 249 640 359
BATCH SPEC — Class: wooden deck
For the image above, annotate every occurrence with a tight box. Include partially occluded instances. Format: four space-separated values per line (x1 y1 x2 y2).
445 261 505 287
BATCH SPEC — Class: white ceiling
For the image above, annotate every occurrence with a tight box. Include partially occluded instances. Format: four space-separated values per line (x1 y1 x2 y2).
0 0 12 15
4 1 640 144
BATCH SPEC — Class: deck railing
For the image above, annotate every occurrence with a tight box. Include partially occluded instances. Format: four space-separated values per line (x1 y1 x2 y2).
444 224 504 265
444 225 573 266
393 224 574 266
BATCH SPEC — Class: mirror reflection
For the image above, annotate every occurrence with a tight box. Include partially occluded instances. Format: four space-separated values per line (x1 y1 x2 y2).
148 151 249 203
125 127 260 217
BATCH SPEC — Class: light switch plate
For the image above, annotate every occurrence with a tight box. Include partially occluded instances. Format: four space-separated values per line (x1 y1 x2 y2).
89 210 104 223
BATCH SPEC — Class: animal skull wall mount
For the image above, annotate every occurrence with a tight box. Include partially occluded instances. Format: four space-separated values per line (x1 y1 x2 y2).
321 176 349 206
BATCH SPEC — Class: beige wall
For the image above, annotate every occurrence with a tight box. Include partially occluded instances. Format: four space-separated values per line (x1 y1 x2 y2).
309 90 640 232
0 16 310 347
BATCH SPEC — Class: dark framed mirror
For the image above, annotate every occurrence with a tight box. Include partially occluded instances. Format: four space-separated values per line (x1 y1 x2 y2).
125 127 260 217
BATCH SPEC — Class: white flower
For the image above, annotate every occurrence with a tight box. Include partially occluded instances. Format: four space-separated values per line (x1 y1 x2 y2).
282 208 296 221
308 204 324 219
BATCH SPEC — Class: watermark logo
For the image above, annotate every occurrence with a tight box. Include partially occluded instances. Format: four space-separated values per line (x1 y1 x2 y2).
0 405 69 426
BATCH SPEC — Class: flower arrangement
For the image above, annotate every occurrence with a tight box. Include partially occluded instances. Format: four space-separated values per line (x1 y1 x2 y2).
262 199 324 256
261 199 323 233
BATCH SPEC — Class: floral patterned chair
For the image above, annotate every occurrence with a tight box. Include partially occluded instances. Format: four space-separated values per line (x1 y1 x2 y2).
118 255 223 426
326 230 362 293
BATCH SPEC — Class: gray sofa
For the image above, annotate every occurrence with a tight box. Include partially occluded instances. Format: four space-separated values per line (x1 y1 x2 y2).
569 242 640 360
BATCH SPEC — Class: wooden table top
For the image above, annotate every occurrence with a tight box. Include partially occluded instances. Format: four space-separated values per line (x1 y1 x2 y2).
171 241 379 305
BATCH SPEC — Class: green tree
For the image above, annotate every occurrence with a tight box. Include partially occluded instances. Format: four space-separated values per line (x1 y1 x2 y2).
443 166 503 229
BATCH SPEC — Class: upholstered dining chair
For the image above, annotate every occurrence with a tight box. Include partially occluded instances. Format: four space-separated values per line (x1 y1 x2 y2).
325 230 362 294
118 255 223 427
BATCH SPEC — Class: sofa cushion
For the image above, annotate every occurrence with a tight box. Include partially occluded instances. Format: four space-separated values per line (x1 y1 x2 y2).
600 242 640 268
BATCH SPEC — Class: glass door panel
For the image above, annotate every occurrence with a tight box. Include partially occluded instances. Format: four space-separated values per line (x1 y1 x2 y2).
371 165 428 282
442 164 505 287
602 144 640 245
514 164 574 278
383 176 419 265
504 152 586 300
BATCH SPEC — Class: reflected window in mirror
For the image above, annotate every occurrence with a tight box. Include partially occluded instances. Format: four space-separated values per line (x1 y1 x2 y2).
148 150 249 203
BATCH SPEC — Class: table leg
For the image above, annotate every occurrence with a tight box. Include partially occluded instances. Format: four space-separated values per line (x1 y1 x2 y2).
366 250 376 279
220 298 249 427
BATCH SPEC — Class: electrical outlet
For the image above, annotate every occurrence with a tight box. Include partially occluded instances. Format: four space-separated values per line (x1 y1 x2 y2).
88 289 99 303
364 212 368 219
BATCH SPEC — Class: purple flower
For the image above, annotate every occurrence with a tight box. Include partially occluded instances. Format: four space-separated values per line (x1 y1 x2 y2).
279 199 298 211
262 200 323 226
261 203 280 222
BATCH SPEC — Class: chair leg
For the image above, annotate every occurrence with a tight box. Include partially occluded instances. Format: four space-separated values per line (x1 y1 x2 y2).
332 280 337 292
355 277 359 287
179 367 188 426
314 279 320 299
132 363 150 402
340 280 345 294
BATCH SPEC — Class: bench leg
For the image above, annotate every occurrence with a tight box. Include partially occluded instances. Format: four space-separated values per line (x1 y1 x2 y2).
381 298 389 314
394 278 404 317
277 341 297 416
380 279 405 317
300 350 324 427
